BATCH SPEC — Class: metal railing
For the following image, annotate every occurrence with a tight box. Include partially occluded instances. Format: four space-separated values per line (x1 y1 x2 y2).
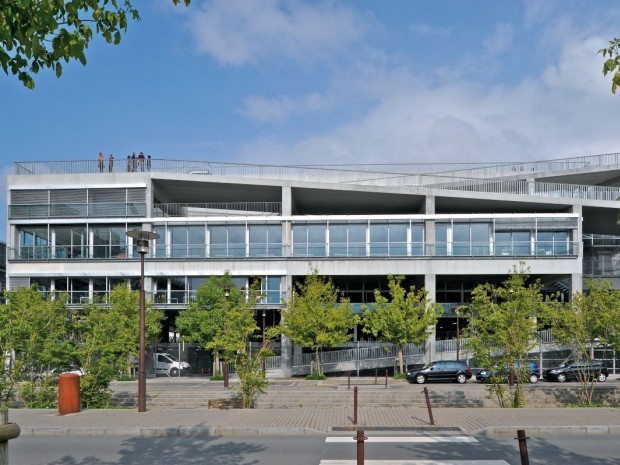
292 343 425 367
153 202 281 217
9 202 147 219
8 239 581 262
13 156 620 202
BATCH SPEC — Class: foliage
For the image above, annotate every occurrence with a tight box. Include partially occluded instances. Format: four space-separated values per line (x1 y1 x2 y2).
280 267 358 376
545 279 620 405
0 285 74 407
176 273 258 376
462 264 555 408
233 344 271 409
0 0 190 89
19 377 58 409
305 371 326 380
73 284 163 408
599 38 620 94
362 275 441 374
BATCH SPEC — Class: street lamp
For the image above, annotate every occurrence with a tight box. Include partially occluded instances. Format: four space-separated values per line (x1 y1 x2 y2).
223 283 230 389
262 309 266 373
126 229 159 412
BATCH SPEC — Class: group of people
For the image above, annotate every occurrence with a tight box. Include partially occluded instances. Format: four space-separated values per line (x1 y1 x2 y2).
97 152 151 172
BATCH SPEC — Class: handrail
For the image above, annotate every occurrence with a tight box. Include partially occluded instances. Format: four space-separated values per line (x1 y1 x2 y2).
13 157 620 202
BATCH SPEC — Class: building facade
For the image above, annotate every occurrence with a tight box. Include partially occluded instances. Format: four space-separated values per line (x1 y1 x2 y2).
6 155 620 373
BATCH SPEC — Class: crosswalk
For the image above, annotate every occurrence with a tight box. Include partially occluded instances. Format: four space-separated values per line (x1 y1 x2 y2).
319 434 510 465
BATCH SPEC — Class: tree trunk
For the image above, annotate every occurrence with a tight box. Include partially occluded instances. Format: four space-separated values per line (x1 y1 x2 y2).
397 344 404 374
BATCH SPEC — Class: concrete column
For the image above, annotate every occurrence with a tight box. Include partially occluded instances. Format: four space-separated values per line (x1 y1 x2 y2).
282 186 292 216
0 409 20 465
280 273 293 377
424 273 437 364
425 196 435 256
571 273 583 296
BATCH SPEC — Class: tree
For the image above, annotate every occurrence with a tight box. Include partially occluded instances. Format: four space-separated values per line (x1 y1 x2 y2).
463 264 554 408
362 275 441 376
599 38 620 94
545 279 620 405
74 284 163 407
280 267 357 377
0 285 74 407
0 0 190 89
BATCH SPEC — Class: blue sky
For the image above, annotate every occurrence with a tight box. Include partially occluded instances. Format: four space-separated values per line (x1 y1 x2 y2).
1 0 620 240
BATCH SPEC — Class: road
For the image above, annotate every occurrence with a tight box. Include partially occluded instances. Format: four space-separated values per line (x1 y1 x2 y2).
9 433 620 465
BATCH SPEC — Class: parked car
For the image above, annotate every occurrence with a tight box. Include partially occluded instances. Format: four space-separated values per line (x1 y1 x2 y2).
476 360 540 384
542 360 608 383
406 360 472 384
154 353 191 377
34 365 84 381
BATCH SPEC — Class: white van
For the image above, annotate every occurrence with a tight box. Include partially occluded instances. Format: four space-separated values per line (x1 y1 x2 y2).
154 353 191 377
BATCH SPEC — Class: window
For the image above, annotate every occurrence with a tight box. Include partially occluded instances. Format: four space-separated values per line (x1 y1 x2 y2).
292 224 326 257
435 223 448 256
19 226 49 259
54 226 87 259
249 225 282 257
210 225 245 258
92 225 126 259
369 222 408 257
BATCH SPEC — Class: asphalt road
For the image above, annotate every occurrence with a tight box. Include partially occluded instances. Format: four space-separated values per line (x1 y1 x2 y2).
9 433 620 465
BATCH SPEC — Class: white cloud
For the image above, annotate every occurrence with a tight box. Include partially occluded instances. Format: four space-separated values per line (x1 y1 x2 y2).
185 0 370 65
409 23 451 37
240 92 333 123
483 23 514 56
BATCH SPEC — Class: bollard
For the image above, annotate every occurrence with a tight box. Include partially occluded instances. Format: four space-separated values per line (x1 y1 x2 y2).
353 386 358 425
354 429 367 465
516 430 530 465
374 368 378 385
224 363 229 389
423 387 435 426
58 373 80 415
0 410 21 465
348 373 351 390
385 369 388 388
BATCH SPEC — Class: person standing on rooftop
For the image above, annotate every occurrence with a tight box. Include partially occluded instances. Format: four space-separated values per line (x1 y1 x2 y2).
131 152 137 172
108 154 114 172
138 151 145 172
97 153 104 172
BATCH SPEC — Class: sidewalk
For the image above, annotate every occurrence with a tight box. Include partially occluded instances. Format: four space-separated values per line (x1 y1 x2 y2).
8 406 620 437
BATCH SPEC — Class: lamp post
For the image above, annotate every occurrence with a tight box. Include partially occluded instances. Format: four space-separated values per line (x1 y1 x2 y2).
262 309 266 373
126 229 159 413
223 283 230 389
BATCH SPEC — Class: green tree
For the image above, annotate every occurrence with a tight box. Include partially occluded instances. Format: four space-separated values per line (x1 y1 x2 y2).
74 284 163 407
463 264 554 408
362 275 441 376
280 267 357 377
599 38 620 93
545 279 620 405
0 285 74 407
0 0 190 89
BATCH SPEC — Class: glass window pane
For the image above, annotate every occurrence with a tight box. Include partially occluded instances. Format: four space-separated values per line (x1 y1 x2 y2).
187 225 205 258
435 223 448 256
452 224 470 256
471 223 490 255
292 224 308 256
249 225 268 257
210 225 227 257
513 231 531 255
170 226 187 258
369 223 389 256
228 225 246 258
154 225 166 258
267 225 282 256
307 224 326 256
348 224 366 256
329 224 347 257
495 231 512 255
411 223 424 256
389 223 407 256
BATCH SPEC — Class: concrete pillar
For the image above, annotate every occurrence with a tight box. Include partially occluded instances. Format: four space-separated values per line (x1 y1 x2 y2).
424 273 437 364
280 273 293 377
571 273 583 296
0 409 20 465
425 196 435 256
571 204 583 297
282 186 292 257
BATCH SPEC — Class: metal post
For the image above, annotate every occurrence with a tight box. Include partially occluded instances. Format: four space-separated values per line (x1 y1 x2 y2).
224 363 229 389
138 251 146 412
353 386 358 425
456 313 460 360
423 387 435 425
348 373 351 390
374 369 378 385
355 429 366 465
516 430 530 465
262 309 266 373
385 369 388 388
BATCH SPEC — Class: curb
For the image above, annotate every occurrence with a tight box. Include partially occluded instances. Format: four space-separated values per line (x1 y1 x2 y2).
17 426 325 437
477 425 620 435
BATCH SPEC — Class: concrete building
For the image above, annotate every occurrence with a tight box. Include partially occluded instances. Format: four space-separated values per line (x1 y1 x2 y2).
5 154 620 374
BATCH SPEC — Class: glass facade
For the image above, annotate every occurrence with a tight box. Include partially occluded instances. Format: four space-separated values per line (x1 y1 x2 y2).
11 218 576 261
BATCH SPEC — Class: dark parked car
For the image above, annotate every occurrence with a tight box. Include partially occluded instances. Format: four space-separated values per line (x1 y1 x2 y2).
406 360 472 384
476 360 540 384
542 360 608 383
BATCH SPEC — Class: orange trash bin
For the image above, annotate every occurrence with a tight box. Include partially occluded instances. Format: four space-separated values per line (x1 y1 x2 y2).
58 373 80 415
